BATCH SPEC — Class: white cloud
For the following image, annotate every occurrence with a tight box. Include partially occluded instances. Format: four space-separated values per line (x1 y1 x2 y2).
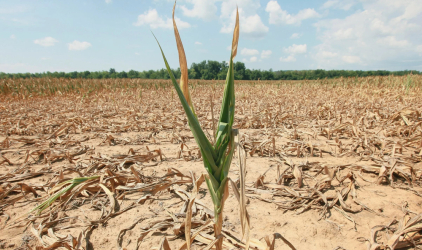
266 1 320 25
34 37 58 47
239 48 270 61
417 45 422 53
313 0 422 69
220 0 260 18
377 36 409 48
290 33 301 39
133 9 190 29
41 57 49 60
284 44 307 54
243 56 258 63
370 18 393 35
319 51 338 58
68 40 92 51
261 50 272 59
333 28 354 40
322 0 356 11
220 9 269 38
135 52 140 56
242 14 269 38
105 0 112 4
195 41 202 45
342 55 361 64
280 44 305 64
181 0 217 21
322 0 337 9
219 0 268 38
10 34 16 39
280 55 296 62
241 48 259 56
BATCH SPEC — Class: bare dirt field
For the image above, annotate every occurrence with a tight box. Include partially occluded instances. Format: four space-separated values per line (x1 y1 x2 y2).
0 76 421 250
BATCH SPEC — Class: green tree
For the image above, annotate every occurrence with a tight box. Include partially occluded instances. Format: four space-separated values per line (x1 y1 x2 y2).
234 61 246 80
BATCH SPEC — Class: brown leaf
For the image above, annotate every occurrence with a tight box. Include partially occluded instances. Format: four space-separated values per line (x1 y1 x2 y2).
185 174 205 250
159 237 171 250
293 165 303 188
230 7 239 59
18 183 39 198
234 130 250 249
265 233 296 250
172 1 192 109
35 242 72 250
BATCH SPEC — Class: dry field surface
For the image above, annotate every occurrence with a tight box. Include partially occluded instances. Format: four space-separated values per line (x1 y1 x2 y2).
0 76 422 250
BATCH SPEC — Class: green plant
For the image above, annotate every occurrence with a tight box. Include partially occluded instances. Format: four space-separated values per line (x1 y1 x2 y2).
30 176 99 215
153 2 239 249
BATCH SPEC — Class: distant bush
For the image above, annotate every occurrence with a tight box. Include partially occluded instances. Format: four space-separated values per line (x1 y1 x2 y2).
0 61 420 80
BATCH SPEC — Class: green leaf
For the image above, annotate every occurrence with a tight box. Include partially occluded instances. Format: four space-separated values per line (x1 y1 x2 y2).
205 176 220 208
215 177 228 214
152 33 218 173
220 131 236 181
218 54 236 129
30 176 100 215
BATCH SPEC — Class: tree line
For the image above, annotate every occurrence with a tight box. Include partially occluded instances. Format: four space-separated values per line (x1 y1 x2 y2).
1 60 420 80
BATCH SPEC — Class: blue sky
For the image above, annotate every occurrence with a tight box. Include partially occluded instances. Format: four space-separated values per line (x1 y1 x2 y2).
1 0 421 73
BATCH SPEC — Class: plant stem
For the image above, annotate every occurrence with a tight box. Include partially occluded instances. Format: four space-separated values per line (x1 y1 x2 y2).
214 201 225 250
